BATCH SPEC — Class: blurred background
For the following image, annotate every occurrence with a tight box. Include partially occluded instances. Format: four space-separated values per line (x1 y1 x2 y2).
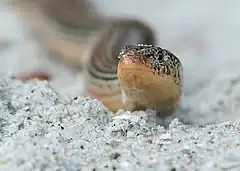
0 0 240 124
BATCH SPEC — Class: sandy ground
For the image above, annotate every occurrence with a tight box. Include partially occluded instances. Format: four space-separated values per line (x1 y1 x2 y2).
1 1 240 170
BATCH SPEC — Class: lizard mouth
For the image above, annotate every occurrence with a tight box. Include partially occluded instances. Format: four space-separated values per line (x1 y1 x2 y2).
117 55 181 91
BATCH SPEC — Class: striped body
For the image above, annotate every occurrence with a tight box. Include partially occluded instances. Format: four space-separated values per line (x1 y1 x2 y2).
84 19 156 112
84 20 183 117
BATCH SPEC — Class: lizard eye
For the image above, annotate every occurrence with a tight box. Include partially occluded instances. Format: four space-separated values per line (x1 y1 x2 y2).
157 53 164 61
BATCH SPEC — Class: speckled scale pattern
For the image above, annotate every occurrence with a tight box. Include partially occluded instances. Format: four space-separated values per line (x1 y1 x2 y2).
119 44 183 86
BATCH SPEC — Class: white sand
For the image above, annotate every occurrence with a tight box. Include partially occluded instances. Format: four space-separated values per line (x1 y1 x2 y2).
1 1 240 170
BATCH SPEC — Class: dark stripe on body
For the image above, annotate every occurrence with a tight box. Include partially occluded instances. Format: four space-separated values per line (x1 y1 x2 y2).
86 19 156 80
